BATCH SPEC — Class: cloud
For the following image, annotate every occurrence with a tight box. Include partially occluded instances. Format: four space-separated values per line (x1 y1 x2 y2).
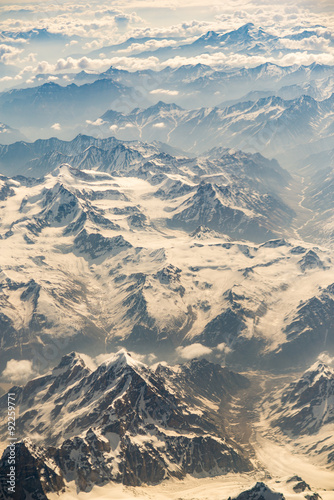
0 43 36 67
82 40 104 51
281 35 332 51
2 359 36 384
110 124 118 131
126 351 157 364
94 353 112 365
65 40 78 47
51 122 61 130
0 44 24 64
77 353 97 371
28 54 161 74
216 342 233 354
153 122 166 128
161 49 334 70
176 343 213 360
317 352 334 366
86 118 107 126
0 6 144 48
150 89 179 95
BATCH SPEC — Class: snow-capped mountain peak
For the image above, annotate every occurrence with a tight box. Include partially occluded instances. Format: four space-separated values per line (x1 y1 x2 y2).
100 349 145 373
300 359 334 386
268 359 334 437
52 351 92 377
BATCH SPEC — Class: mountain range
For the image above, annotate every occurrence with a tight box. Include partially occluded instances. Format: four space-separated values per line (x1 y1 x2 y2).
0 15 334 500
0 60 333 140
83 95 334 166
0 352 330 499
0 79 134 128
82 23 332 64
0 135 332 376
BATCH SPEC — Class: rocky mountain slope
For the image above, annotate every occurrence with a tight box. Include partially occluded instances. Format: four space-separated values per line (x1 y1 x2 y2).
263 360 334 467
0 351 252 495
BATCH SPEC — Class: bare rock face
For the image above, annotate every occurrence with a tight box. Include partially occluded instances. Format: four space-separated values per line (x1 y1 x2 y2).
0 441 65 500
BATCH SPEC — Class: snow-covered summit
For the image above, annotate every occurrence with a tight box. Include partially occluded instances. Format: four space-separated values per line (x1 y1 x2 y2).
268 358 334 436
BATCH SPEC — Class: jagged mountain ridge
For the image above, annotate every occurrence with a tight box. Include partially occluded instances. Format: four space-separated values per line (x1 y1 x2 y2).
0 134 295 245
220 77 334 107
0 79 135 128
0 351 252 494
169 181 294 242
87 94 334 164
269 361 334 435
263 360 334 469
0 134 187 177
1 58 333 136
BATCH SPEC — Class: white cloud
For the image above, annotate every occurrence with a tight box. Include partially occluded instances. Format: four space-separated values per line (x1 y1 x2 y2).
82 40 104 51
51 122 61 130
280 35 332 51
0 44 24 64
126 351 157 364
161 49 334 70
151 89 179 96
77 353 97 371
110 124 118 131
0 43 36 67
216 342 232 354
317 352 334 366
176 343 212 360
0 7 143 50
27 54 160 75
86 118 107 126
153 122 166 128
115 14 131 30
2 359 36 384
